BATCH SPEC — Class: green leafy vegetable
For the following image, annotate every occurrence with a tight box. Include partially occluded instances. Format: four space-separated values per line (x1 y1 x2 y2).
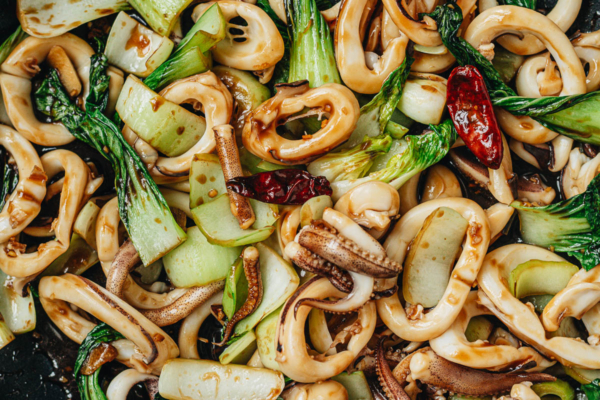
511 175 600 270
331 119 457 199
582 379 600 400
427 2 600 144
0 147 18 211
257 0 290 89
144 3 226 91
33 54 186 266
0 26 28 64
498 0 537 9
285 0 340 87
74 323 124 400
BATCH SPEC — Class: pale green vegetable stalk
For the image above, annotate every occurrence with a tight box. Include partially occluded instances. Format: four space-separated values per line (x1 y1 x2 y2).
0 317 14 351
127 0 193 36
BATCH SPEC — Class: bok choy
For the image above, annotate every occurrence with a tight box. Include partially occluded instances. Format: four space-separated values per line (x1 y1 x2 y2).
285 0 340 87
427 2 600 144
74 323 124 400
498 0 537 8
308 57 414 181
33 54 186 266
512 174 600 270
143 3 226 91
127 0 193 37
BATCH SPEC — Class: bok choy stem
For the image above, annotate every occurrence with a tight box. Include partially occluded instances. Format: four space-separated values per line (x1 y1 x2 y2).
34 54 186 266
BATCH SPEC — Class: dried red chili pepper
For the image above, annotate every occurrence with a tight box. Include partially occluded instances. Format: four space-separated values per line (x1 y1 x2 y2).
226 169 332 205
447 65 503 170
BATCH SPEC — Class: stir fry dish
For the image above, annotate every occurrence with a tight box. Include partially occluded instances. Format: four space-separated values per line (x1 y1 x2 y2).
4 0 600 399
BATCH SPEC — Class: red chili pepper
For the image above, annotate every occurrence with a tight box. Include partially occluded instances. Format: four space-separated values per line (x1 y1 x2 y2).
447 65 503 170
226 169 332 205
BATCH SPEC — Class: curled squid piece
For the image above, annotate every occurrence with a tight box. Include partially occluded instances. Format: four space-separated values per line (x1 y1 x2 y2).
143 72 233 181
0 150 91 278
392 347 555 397
381 0 475 47
0 125 46 243
335 0 409 94
573 31 600 92
421 165 462 203
275 276 377 382
478 244 600 369
517 53 563 98
562 148 600 199
96 193 188 311
0 34 122 146
465 5 586 154
378 198 490 342
38 274 179 375
243 81 360 165
178 290 222 359
429 292 554 372
541 266 600 336
192 1 284 71
334 181 400 239
478 0 582 56
277 205 302 260
106 369 158 400
281 381 348 400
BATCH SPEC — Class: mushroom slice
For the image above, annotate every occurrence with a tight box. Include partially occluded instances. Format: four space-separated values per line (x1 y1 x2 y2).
392 346 555 396
517 174 556 206
0 125 46 243
145 72 233 181
378 198 490 341
276 276 377 382
478 244 600 369
192 1 284 71
479 0 582 56
0 150 90 278
562 148 600 199
38 274 179 375
243 81 360 165
335 0 409 94
429 291 554 372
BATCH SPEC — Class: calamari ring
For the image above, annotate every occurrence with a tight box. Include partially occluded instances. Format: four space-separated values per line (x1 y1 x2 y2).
308 309 336 355
465 6 586 150
335 0 409 94
281 381 349 400
96 191 190 310
39 274 179 375
0 125 46 242
377 198 490 342
192 1 284 71
516 53 563 98
0 34 120 146
542 265 600 333
106 369 158 400
243 81 360 165
478 0 582 56
478 244 600 369
562 148 600 199
275 276 377 382
0 150 90 277
573 31 600 93
429 291 553 372
178 290 223 359
142 72 233 182
381 0 476 47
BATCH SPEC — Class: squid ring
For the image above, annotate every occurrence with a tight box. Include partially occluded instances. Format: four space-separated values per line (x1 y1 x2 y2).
275 276 377 383
106 369 158 400
465 6 586 151
0 150 90 278
478 0 582 56
0 34 117 146
96 192 189 310
429 291 553 372
377 198 490 342
562 148 600 199
192 1 284 71
0 125 46 243
478 244 600 369
146 72 233 181
516 53 563 98
38 274 179 375
335 0 409 94
178 290 223 359
573 31 600 93
381 0 476 47
243 81 360 165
